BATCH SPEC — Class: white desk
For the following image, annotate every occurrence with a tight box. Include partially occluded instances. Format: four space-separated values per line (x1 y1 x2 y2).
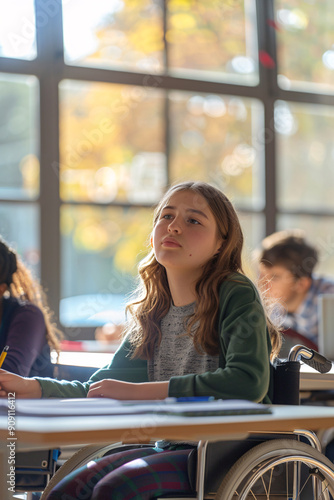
2 404 334 448
300 363 334 391
54 350 113 368
2 404 334 499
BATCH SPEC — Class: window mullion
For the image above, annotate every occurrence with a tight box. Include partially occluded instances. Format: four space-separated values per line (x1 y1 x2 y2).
35 0 64 327
256 0 278 235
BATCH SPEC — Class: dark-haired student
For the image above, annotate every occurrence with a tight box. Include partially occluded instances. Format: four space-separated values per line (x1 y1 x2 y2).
0 237 62 377
258 230 334 350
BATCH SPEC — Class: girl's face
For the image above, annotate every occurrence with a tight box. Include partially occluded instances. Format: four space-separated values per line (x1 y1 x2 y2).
152 190 222 274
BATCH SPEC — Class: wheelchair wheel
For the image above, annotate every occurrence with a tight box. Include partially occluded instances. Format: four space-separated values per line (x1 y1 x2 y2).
215 439 334 500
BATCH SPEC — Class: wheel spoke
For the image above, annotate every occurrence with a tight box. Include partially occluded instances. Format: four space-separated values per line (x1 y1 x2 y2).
297 467 312 498
260 473 268 496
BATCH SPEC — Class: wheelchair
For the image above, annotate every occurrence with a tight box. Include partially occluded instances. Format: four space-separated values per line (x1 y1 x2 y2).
21 345 334 500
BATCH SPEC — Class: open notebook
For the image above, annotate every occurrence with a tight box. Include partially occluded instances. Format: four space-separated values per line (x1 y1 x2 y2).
0 398 271 418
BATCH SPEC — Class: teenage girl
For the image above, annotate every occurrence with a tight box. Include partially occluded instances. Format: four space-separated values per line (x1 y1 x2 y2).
0 182 281 500
0 237 62 377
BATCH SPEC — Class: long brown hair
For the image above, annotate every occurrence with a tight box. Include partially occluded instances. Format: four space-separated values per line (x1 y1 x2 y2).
0 238 62 359
127 181 281 361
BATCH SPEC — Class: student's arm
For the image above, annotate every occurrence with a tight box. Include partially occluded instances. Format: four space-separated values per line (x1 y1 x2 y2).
87 379 168 399
0 335 147 399
2 304 47 376
34 335 149 398
0 370 42 398
0 369 89 399
168 278 271 402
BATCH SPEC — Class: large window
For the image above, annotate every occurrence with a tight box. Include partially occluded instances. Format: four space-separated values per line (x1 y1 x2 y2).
1 0 333 339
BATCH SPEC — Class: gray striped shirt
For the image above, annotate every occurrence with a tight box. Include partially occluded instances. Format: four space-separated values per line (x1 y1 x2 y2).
148 302 219 382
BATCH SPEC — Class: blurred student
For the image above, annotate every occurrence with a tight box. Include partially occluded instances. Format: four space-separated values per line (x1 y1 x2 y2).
0 237 62 377
258 230 334 349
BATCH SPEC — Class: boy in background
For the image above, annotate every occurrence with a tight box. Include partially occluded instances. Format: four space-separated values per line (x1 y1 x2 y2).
257 230 334 353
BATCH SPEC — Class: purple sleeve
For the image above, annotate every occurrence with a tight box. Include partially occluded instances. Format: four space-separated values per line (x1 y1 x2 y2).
2 304 47 376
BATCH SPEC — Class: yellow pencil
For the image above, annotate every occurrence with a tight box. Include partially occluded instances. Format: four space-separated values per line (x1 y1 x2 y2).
0 345 9 368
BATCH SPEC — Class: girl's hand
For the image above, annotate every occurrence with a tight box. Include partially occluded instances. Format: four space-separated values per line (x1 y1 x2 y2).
87 379 169 400
0 370 42 398
87 379 139 399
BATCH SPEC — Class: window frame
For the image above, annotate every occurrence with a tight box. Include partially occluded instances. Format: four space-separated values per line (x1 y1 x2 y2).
0 0 333 338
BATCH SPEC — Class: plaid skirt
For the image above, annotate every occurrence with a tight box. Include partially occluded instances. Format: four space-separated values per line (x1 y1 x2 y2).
45 444 196 500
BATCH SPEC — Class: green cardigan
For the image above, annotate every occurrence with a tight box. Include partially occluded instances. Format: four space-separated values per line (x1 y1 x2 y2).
36 273 272 403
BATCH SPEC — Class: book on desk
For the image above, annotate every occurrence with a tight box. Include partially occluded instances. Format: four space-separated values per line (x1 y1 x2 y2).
0 398 271 418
